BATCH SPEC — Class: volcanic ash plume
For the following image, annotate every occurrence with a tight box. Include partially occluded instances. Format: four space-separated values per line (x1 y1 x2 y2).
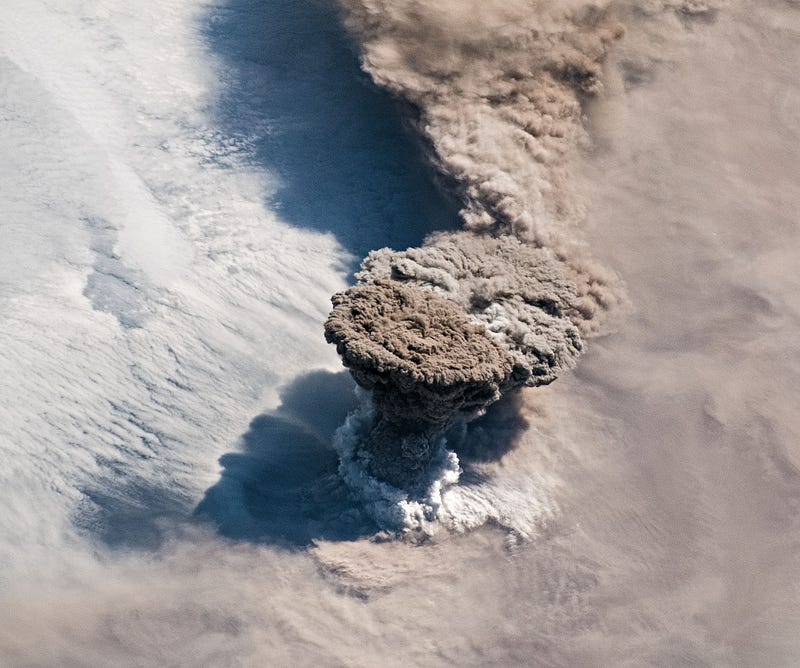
326 234 583 486
326 0 627 490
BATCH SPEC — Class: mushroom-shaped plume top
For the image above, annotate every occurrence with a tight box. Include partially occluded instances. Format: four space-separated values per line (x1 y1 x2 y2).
324 279 515 427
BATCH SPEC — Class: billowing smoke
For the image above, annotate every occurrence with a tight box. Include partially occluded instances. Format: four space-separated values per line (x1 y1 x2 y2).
326 0 627 488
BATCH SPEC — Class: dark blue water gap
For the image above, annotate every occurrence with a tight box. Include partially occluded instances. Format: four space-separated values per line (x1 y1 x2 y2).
203 0 460 263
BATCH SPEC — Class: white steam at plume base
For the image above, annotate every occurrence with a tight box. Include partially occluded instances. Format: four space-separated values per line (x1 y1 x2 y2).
325 0 628 509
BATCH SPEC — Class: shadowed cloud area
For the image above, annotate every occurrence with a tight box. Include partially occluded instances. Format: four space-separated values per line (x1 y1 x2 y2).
196 371 378 547
203 0 460 262
196 371 529 546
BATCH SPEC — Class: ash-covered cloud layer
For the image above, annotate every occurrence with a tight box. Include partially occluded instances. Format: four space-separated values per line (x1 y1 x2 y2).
326 0 628 487
358 233 584 387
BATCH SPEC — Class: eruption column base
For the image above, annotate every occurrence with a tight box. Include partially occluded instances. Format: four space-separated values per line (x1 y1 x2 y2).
361 416 441 489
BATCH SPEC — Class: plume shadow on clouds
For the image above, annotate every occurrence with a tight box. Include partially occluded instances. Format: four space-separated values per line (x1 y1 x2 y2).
451 391 530 466
195 371 380 548
76 371 377 550
202 0 460 266
196 371 535 543
76 381 532 550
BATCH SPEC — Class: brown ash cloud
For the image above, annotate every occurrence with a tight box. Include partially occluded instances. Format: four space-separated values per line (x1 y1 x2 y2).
325 0 629 488
325 234 584 486
326 279 514 486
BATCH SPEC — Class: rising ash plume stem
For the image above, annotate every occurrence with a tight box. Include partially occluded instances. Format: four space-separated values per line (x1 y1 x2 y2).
325 0 627 489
